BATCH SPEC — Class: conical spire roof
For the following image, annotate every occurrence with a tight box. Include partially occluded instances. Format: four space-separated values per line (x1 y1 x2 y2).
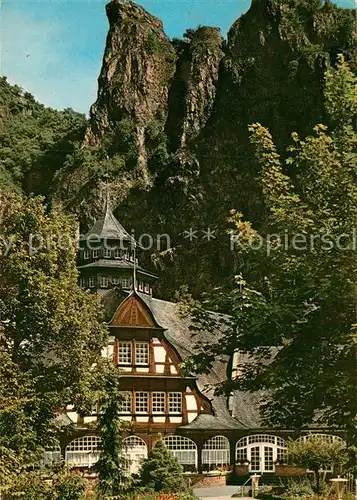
84 201 133 243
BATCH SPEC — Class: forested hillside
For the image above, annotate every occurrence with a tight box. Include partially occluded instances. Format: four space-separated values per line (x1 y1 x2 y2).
0 77 86 195
1 0 356 300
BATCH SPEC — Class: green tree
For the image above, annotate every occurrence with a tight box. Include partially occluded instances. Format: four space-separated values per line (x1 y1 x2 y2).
94 367 130 498
0 194 108 494
183 55 357 448
286 436 348 494
139 437 188 493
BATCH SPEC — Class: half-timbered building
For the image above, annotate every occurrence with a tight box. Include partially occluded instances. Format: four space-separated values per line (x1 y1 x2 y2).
48 204 344 482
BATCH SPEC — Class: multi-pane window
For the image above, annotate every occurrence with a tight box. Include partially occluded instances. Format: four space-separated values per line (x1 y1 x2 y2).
114 248 122 259
80 278 86 288
120 392 132 414
83 249 89 259
104 248 111 259
92 249 99 259
65 436 101 468
138 281 144 292
89 277 96 288
144 283 150 294
118 342 132 365
169 392 182 414
135 342 149 365
135 392 149 413
236 435 287 473
152 392 166 413
112 276 120 285
100 276 109 288
122 277 132 289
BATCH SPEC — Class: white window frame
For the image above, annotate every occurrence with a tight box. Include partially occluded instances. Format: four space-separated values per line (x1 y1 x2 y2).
65 435 102 468
202 436 230 470
80 277 86 289
163 436 197 469
118 342 132 365
112 276 120 285
123 436 148 475
92 249 99 259
100 276 109 288
89 277 96 288
144 283 150 294
83 249 89 260
169 392 182 414
135 342 149 366
120 392 132 414
103 248 111 259
152 392 166 414
43 443 61 466
236 435 286 473
135 392 149 414
114 248 122 259
122 277 132 289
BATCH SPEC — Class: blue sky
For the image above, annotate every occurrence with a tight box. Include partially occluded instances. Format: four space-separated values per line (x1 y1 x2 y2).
0 0 355 114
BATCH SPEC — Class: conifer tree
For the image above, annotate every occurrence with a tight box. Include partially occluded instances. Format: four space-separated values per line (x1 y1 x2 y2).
139 437 188 493
95 368 130 498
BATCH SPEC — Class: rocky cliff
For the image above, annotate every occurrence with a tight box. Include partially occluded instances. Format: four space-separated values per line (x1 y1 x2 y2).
2 0 355 299
74 0 355 298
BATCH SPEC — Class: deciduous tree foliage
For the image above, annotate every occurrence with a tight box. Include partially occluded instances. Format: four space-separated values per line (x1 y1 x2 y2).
286 435 348 493
184 55 357 445
0 194 108 492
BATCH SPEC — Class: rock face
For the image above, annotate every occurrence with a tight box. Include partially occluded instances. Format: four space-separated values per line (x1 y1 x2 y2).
84 0 176 185
77 0 355 297
166 27 224 150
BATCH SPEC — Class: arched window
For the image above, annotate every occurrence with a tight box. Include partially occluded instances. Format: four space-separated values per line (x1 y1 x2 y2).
297 434 344 444
123 436 148 475
296 434 345 473
65 435 102 468
236 435 286 473
43 443 61 466
202 435 230 471
163 436 197 471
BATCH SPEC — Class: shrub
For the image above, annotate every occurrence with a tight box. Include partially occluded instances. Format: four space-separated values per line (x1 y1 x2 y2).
138 438 188 493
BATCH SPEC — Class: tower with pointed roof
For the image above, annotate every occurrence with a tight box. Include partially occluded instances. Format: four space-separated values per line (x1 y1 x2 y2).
78 203 157 295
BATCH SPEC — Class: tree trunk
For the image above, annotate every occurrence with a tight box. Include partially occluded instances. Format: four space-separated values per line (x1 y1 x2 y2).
314 469 321 495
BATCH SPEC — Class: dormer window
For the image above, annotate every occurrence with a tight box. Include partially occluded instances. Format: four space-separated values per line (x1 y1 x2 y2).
93 249 99 259
112 276 120 286
83 249 89 260
104 248 111 259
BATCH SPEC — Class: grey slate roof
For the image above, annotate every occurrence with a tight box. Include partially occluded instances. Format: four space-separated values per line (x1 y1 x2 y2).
78 259 158 278
138 294 262 430
83 207 134 242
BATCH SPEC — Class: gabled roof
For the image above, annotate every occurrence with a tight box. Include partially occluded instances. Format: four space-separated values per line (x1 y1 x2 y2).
83 205 134 243
110 291 163 328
